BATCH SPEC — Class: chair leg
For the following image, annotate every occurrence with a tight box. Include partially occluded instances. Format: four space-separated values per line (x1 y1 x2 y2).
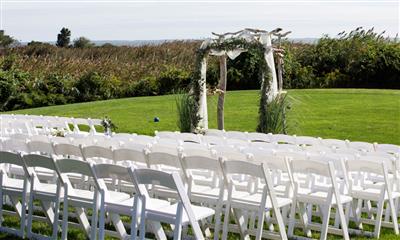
336 203 350 240
288 197 297 238
27 192 34 239
111 213 128 239
320 204 332 240
213 201 224 240
374 199 385 238
90 204 99 240
221 200 231 240
98 205 106 240
388 197 399 235
255 209 265 240
299 202 311 237
20 192 27 238
61 197 69 240
351 199 362 229
52 198 61 239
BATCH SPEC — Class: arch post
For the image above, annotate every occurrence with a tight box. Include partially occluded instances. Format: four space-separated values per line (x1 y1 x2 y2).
217 55 227 130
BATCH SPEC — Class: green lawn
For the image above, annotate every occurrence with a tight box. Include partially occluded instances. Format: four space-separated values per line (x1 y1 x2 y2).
2 89 400 239
11 88 400 144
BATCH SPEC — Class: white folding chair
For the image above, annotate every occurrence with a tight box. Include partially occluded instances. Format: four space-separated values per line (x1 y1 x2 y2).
131 168 215 240
23 154 63 240
221 160 291 240
0 151 29 238
346 159 400 238
181 155 225 240
93 164 138 240
288 159 351 240
56 158 101 240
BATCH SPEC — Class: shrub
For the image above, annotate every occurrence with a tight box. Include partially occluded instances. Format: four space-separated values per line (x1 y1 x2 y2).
74 71 104 102
125 77 158 97
175 91 199 132
157 66 191 94
257 93 289 134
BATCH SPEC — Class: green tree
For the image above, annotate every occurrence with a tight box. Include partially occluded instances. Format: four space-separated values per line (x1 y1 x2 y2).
0 30 16 48
56 27 71 47
73 37 95 48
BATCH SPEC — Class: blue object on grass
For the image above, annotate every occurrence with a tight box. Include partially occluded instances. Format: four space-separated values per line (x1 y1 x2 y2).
154 117 160 122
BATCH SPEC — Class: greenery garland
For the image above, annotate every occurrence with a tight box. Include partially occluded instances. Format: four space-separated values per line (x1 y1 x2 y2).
190 37 272 132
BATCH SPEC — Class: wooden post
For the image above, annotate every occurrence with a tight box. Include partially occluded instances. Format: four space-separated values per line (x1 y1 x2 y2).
217 55 227 130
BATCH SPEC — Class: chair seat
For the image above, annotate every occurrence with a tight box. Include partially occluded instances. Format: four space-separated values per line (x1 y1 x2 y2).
2 178 25 193
104 191 132 205
297 188 352 205
106 197 170 214
230 191 292 210
351 186 400 201
190 185 224 203
146 202 215 225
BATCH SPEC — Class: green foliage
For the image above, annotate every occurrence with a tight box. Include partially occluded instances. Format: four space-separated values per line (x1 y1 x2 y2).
125 77 157 97
283 28 400 89
56 27 71 48
175 91 199 132
74 71 112 102
157 66 191 94
257 93 289 134
0 30 16 48
73 37 95 48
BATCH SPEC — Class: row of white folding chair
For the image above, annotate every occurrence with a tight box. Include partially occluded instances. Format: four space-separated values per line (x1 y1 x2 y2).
204 128 399 154
0 151 215 240
0 114 104 136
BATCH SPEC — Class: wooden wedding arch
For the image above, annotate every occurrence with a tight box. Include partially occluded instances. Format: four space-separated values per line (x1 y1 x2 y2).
193 28 291 130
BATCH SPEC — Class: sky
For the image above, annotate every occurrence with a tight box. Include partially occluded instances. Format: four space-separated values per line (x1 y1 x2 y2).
0 0 399 42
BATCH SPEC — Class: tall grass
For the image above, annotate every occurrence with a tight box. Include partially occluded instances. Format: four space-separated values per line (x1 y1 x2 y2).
175 91 199 132
257 93 289 134
2 41 201 83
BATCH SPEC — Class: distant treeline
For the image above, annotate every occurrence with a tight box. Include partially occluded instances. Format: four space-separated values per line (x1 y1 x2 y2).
0 28 398 111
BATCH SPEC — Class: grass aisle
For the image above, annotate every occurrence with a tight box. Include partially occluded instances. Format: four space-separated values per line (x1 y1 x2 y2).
11 89 400 144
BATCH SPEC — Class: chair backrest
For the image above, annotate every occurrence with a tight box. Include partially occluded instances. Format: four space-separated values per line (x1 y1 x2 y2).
0 151 25 167
147 152 182 170
295 136 321 146
375 143 399 155
1 138 29 153
182 155 223 174
346 159 384 176
205 129 225 137
177 133 202 144
81 145 114 163
132 168 177 190
181 144 215 158
223 160 264 179
225 131 248 141
271 134 296 145
348 141 375 152
56 158 97 179
113 148 148 167
27 140 54 155
212 145 248 161
23 154 58 171
53 143 83 159
247 132 272 143
155 131 179 139
290 159 331 178
201 135 226 146
93 163 131 181
321 138 348 149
